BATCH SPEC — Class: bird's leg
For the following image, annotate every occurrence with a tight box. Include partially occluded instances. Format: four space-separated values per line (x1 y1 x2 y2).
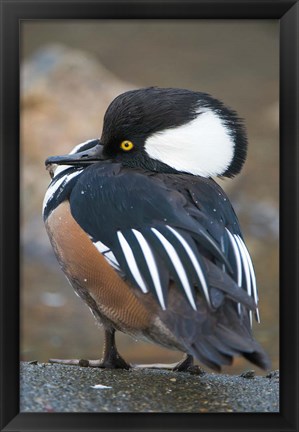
172 354 194 371
49 328 130 369
98 328 130 369
49 342 203 374
132 354 205 375
173 354 206 375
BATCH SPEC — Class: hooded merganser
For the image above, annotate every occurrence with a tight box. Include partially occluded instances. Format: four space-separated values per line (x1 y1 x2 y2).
43 87 270 372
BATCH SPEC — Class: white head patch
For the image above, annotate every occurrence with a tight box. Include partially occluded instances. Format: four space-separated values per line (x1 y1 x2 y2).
144 109 235 177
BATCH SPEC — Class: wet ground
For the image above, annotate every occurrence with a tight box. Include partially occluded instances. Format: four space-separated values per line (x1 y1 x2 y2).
20 362 279 413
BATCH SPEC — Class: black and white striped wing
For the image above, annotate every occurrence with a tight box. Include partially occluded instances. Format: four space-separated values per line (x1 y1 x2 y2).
69 165 258 317
112 225 211 311
109 224 259 319
185 179 260 324
224 229 259 325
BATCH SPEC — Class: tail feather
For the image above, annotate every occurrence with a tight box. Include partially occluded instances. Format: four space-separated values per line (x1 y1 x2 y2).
160 287 270 371
243 349 271 370
152 261 271 371
187 327 270 371
190 340 233 369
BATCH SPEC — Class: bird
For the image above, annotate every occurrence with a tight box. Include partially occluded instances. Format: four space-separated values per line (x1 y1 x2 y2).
43 87 270 372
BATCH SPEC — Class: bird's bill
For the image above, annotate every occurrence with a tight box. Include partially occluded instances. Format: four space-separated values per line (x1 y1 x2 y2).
45 141 107 167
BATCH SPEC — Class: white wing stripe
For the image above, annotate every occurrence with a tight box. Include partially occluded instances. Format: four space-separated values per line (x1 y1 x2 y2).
234 235 253 327
117 232 148 293
236 235 260 323
151 228 197 310
234 235 252 297
249 310 253 327
104 251 120 270
220 236 226 272
255 308 261 323
225 229 242 315
225 229 242 287
236 235 258 303
93 241 120 270
166 226 210 306
132 229 166 310
94 240 110 254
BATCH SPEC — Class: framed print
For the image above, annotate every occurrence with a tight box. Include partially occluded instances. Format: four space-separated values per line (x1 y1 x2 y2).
0 1 298 431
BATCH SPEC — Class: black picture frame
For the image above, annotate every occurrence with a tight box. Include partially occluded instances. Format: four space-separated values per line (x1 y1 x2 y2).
0 1 298 431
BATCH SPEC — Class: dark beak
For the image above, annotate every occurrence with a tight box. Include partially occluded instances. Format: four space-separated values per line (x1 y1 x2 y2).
45 140 108 167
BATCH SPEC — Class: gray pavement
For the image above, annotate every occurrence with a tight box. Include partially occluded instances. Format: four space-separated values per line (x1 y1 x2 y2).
20 362 279 413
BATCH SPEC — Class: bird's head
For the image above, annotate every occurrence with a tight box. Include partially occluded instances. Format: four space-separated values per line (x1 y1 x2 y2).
45 87 248 178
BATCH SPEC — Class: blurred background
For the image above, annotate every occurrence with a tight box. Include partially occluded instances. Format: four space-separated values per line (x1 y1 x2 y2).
20 20 279 375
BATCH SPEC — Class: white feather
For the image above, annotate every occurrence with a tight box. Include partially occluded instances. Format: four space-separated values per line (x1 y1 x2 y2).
151 228 197 310
225 229 242 287
255 308 261 323
51 139 98 178
225 228 242 315
117 232 148 293
249 310 253 327
53 165 71 178
234 235 252 297
42 169 82 213
144 109 234 177
91 384 112 389
236 235 260 323
104 251 120 270
234 235 254 327
69 139 99 155
94 240 110 254
166 226 210 306
236 235 258 303
93 241 120 270
132 229 166 310
220 236 226 272
43 176 66 213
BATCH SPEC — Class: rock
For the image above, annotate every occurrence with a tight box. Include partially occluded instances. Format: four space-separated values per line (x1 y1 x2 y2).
240 369 255 379
20 362 279 413
21 45 133 257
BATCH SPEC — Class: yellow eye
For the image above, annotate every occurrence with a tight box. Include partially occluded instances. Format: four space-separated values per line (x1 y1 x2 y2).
120 140 134 151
